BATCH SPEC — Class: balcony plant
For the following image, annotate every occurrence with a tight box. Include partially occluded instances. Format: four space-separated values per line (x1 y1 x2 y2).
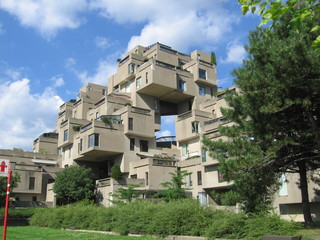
72 125 82 132
101 116 111 125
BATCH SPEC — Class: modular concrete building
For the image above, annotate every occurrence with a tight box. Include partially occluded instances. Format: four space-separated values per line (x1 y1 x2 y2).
7 43 318 220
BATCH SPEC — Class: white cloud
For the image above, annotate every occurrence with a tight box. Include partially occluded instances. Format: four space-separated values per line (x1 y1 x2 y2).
156 130 172 138
222 40 246 64
0 0 88 39
51 75 65 88
91 0 240 52
0 79 63 150
94 36 112 49
66 57 117 86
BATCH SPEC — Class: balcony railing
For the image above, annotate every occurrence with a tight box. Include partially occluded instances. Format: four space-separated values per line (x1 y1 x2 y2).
131 107 151 115
80 123 92 133
204 117 226 126
177 111 192 121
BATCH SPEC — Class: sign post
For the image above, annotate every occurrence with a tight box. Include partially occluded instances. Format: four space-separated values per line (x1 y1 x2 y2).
0 159 10 240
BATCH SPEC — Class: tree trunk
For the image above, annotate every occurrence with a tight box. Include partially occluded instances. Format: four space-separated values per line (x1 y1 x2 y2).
297 160 314 228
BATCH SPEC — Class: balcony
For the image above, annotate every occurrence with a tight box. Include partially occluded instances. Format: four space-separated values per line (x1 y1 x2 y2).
136 60 196 103
123 106 155 138
203 117 231 133
74 120 125 161
176 110 212 142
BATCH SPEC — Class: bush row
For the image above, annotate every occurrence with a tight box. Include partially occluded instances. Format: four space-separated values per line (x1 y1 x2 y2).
0 208 36 218
29 199 302 239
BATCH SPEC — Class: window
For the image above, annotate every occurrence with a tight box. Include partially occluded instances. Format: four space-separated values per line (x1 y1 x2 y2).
201 148 207 162
88 133 99 148
136 77 141 89
199 68 207 79
140 140 148 152
124 82 131 93
199 86 206 96
189 174 193 187
279 173 288 196
130 174 137 179
128 118 133 130
146 72 148 83
78 139 83 152
29 177 35 190
145 172 149 185
182 144 188 156
178 79 186 92
191 121 199 133
128 63 135 74
32 196 37 202
130 138 135 151
197 171 202 185
96 112 100 119
102 89 106 95
63 129 68 142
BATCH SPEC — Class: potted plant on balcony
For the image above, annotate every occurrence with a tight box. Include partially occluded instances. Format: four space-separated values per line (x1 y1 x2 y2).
72 125 82 132
101 116 112 125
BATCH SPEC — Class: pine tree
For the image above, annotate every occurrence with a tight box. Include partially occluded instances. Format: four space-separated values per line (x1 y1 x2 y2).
204 12 320 227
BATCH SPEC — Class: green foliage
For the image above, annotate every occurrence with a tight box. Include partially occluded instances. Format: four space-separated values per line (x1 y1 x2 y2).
238 0 320 48
0 208 36 218
156 170 191 202
101 116 111 125
30 199 301 238
112 184 145 203
72 125 81 132
0 172 20 207
204 12 320 223
110 164 122 180
53 166 94 205
210 52 217 65
209 189 239 206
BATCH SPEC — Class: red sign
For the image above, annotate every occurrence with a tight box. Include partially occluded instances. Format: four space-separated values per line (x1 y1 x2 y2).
0 159 9 177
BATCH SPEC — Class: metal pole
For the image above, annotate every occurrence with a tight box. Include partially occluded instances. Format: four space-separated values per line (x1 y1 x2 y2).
2 170 12 240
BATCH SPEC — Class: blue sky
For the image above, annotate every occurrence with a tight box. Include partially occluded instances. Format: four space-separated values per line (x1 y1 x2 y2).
0 0 261 151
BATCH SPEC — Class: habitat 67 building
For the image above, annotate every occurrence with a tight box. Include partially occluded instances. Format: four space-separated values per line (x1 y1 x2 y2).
48 43 319 221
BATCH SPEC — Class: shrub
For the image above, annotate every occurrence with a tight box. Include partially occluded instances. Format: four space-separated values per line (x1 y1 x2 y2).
0 208 36 218
110 164 122 180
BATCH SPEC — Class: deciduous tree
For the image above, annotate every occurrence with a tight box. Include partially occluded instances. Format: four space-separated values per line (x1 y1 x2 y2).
53 166 94 205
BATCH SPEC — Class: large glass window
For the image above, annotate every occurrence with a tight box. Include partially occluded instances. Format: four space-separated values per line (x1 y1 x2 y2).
140 140 148 152
63 129 68 142
88 133 99 148
199 86 206 96
199 68 207 79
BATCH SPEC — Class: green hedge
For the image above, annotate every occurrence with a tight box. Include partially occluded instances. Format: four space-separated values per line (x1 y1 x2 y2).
29 199 301 239
0 208 36 218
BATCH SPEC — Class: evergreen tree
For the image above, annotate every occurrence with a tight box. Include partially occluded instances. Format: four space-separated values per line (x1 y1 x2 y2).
204 12 320 227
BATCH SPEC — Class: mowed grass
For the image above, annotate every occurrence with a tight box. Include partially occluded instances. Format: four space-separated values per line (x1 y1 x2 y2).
0 226 165 240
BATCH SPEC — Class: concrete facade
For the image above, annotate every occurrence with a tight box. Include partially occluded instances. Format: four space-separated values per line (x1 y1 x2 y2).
0 149 61 207
6 43 318 219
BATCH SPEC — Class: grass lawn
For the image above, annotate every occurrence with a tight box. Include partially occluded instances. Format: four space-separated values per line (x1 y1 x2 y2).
0 226 165 240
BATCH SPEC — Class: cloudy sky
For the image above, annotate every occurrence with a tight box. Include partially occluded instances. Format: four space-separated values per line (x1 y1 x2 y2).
0 0 260 151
